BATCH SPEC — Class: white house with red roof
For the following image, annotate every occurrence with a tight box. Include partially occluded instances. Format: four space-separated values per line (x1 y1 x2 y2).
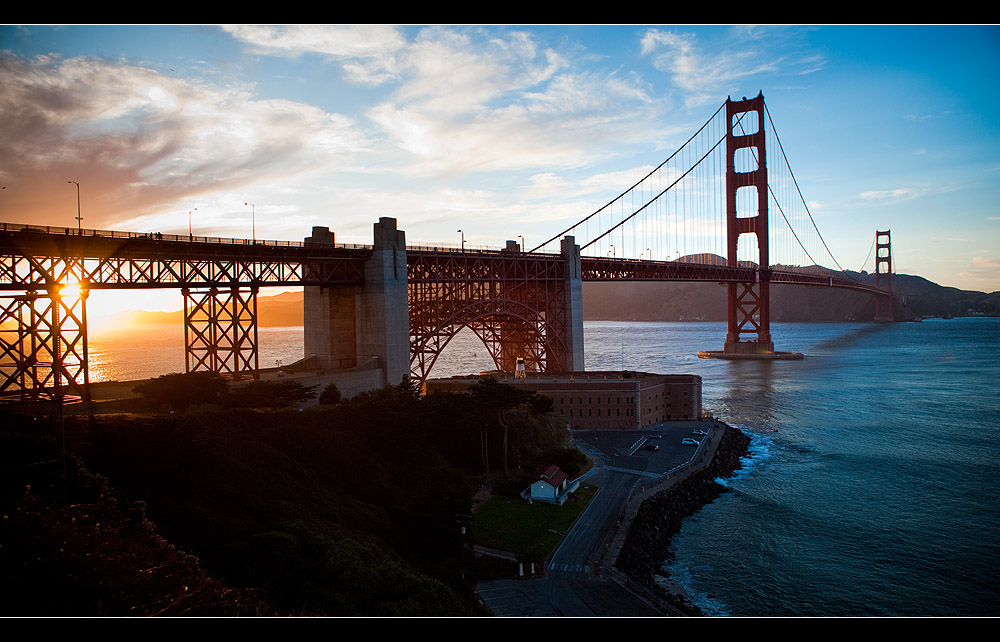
522 464 580 505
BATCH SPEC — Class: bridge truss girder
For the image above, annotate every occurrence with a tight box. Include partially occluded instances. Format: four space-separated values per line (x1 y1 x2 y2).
0 229 370 399
0 286 89 402
182 286 259 380
407 250 571 384
0 230 368 291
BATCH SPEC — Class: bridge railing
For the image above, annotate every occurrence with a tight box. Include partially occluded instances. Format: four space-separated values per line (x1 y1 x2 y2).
0 221 554 256
0 221 375 250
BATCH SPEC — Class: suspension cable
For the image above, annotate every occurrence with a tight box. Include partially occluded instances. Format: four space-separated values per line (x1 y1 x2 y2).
858 235 876 274
763 102 849 275
580 132 727 252
529 100 727 253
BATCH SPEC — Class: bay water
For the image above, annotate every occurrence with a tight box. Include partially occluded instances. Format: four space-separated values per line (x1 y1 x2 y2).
87 317 1000 616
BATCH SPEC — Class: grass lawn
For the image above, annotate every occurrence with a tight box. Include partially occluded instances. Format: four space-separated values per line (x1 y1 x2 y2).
471 483 598 559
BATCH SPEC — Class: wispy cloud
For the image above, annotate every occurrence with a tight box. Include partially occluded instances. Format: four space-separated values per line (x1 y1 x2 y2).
0 52 368 225
639 28 782 107
223 24 407 85
960 255 1000 288
859 188 920 200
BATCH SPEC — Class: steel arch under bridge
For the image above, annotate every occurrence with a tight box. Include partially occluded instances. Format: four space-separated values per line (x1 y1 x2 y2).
406 245 579 384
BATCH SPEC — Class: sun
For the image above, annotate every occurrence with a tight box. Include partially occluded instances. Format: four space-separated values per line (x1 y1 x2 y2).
58 282 84 301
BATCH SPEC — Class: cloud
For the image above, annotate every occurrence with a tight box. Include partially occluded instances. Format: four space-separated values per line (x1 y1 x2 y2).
639 28 781 107
222 24 407 85
859 188 919 200
959 255 1000 289
355 28 663 177
219 26 665 179
0 52 368 226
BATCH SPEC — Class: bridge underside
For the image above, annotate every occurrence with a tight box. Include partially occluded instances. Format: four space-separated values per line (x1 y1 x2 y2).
407 237 584 384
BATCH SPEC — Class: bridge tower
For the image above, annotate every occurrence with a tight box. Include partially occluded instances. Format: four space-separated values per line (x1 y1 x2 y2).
874 230 894 322
723 92 774 355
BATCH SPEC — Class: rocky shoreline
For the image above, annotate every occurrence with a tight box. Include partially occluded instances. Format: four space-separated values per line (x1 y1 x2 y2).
615 425 752 615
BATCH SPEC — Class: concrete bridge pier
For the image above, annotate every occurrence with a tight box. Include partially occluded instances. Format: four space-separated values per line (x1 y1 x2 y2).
304 218 410 387
558 235 585 372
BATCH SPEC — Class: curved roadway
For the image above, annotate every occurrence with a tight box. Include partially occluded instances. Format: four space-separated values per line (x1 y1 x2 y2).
477 423 713 617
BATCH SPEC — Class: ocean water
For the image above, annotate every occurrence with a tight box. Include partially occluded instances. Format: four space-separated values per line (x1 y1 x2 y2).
87 317 1000 616
582 319 1000 617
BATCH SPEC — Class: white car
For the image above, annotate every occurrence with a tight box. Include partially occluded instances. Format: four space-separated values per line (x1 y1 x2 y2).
681 438 700 446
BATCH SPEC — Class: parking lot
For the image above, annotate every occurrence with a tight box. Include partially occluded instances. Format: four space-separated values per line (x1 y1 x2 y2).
573 421 711 476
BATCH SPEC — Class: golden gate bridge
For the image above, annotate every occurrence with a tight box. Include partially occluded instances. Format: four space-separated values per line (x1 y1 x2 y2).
0 93 895 402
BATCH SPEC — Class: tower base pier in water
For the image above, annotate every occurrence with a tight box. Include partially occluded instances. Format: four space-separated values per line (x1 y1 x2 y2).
697 345 804 360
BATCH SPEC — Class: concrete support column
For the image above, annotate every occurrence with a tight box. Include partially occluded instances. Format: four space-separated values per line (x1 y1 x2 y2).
303 219 410 387
558 235 585 372
304 226 359 370
303 282 358 370
357 217 410 386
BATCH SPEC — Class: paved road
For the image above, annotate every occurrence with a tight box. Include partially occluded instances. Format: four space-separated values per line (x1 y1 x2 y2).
478 463 661 616
477 423 711 616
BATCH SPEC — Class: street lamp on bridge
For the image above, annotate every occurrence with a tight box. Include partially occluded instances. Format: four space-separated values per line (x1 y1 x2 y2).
245 202 255 243
457 229 465 252
188 208 197 240
67 181 82 233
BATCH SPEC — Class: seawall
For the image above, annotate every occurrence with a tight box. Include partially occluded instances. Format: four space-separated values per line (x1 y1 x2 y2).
614 425 751 615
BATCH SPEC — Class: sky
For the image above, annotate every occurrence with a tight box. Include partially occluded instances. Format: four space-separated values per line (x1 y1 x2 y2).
2 24 999 319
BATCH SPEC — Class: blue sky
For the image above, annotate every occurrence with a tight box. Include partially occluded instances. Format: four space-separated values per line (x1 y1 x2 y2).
2 24 998 307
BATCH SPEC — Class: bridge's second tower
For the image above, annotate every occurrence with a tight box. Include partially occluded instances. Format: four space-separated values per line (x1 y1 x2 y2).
874 230 894 322
723 92 774 355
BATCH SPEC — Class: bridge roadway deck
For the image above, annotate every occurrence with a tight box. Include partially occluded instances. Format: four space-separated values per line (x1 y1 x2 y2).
1 224 889 296
476 420 726 617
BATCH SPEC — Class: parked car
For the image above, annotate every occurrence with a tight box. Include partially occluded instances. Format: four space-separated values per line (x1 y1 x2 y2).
645 444 660 452
648 433 662 439
681 438 700 446
692 429 707 436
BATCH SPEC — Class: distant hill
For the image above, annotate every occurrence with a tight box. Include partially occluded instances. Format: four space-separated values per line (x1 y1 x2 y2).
113 272 998 327
583 272 999 322
126 290 304 327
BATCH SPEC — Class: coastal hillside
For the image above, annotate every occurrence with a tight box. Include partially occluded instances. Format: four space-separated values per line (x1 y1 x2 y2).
0 378 575 616
109 272 997 326
582 273 998 322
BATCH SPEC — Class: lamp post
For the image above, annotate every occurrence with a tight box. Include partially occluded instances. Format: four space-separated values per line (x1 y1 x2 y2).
244 202 255 243
67 181 81 233
457 229 465 252
518 235 525 253
188 207 197 240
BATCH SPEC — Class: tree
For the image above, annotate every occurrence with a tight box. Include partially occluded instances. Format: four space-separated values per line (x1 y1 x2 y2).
346 376 421 408
225 380 318 409
132 371 228 411
319 382 342 405
527 393 554 415
467 377 535 480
